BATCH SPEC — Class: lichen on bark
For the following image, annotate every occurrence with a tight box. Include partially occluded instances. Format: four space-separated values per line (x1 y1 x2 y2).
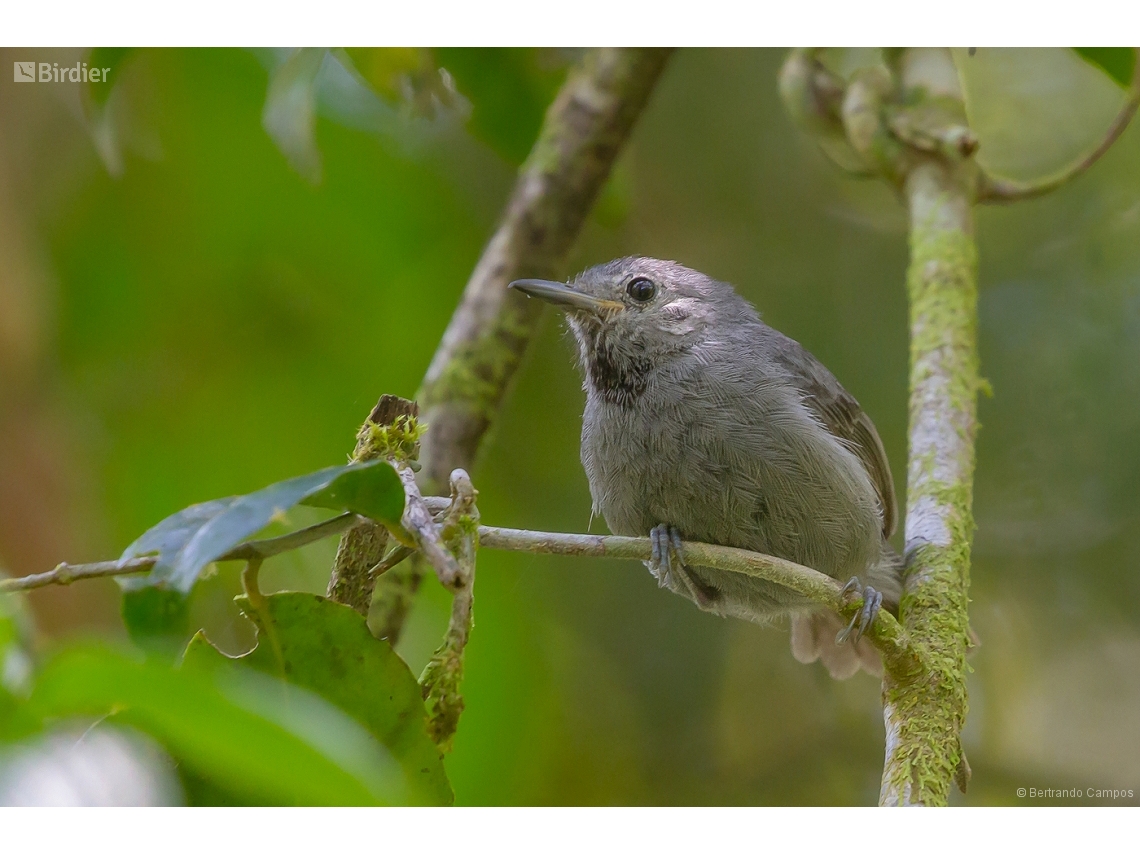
326 395 422 616
880 157 979 806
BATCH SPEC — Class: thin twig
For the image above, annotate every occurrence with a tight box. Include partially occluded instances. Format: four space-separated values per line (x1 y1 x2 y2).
1 557 157 592
2 503 912 666
368 545 414 579
979 49 1140 203
241 557 285 675
482 526 823 606
226 512 358 560
474 524 914 664
421 469 479 750
3 516 895 633
0 512 358 594
398 465 462 590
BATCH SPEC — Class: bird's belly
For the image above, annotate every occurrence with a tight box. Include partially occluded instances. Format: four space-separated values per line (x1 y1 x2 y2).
582 401 882 587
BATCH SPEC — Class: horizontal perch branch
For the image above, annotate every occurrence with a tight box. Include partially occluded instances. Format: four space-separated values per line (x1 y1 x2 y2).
2 511 915 669
475 525 919 673
0 512 358 594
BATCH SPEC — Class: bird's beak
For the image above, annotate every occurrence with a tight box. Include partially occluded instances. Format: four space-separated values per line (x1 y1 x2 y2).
509 279 624 314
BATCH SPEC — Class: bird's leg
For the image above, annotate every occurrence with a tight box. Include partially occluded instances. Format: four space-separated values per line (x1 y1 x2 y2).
648 525 718 610
649 525 668 587
835 576 882 645
648 524 677 588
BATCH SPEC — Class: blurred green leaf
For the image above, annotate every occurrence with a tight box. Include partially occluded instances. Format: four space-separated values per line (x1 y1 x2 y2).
436 48 568 164
24 645 404 805
0 591 36 738
955 47 1130 181
121 587 191 660
339 47 460 119
342 47 426 100
80 47 141 177
120 460 403 594
183 591 452 804
263 48 327 183
1073 48 1136 89
86 47 135 109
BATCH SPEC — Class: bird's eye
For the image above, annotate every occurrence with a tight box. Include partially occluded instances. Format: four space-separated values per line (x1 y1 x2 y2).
626 277 656 302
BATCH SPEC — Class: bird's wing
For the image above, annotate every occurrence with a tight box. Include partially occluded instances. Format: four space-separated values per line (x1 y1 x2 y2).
768 331 898 539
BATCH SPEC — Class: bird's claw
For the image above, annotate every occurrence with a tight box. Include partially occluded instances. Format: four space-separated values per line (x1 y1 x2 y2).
649 524 685 589
835 577 882 646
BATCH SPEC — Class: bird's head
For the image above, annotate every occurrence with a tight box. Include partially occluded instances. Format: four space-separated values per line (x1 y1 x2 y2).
510 257 755 404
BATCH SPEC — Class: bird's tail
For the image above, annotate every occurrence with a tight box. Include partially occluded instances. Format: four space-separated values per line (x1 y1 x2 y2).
789 544 904 679
790 610 883 679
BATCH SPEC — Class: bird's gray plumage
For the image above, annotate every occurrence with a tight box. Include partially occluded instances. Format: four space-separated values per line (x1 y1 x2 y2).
515 257 902 678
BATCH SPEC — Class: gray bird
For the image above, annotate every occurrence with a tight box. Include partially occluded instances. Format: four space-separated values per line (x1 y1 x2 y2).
510 257 902 678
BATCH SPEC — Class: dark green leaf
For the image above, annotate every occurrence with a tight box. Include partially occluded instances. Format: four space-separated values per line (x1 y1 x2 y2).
183 592 452 805
1073 48 1136 89
119 460 403 594
25 645 403 805
301 460 404 522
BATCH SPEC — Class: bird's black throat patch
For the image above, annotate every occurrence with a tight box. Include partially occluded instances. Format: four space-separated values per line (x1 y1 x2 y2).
582 332 652 407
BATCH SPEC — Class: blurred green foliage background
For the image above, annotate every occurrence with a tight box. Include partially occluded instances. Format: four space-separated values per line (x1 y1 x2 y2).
1 47 1138 805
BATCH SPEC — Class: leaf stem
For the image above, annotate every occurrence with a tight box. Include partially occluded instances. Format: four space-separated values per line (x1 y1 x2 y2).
978 48 1140 203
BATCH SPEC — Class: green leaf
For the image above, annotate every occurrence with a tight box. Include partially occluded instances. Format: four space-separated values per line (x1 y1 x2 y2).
25 645 405 805
263 48 327 183
119 460 403 594
339 47 461 120
0 589 36 737
300 461 405 523
183 592 452 805
1073 48 1136 89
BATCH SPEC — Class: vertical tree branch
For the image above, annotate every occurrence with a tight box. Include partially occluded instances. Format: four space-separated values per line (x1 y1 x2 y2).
420 469 479 750
879 49 979 807
371 47 674 641
418 47 674 491
880 157 978 805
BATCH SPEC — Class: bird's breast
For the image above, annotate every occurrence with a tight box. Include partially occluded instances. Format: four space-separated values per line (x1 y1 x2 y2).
579 372 883 581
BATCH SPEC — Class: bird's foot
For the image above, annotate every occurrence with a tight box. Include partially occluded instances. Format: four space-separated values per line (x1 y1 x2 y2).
649 524 685 589
835 576 882 646
648 525 718 610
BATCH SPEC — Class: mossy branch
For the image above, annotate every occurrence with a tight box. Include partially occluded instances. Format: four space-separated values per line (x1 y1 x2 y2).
416 47 675 493
782 44 1135 805
326 395 422 615
420 470 479 751
882 154 979 806
372 47 674 644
